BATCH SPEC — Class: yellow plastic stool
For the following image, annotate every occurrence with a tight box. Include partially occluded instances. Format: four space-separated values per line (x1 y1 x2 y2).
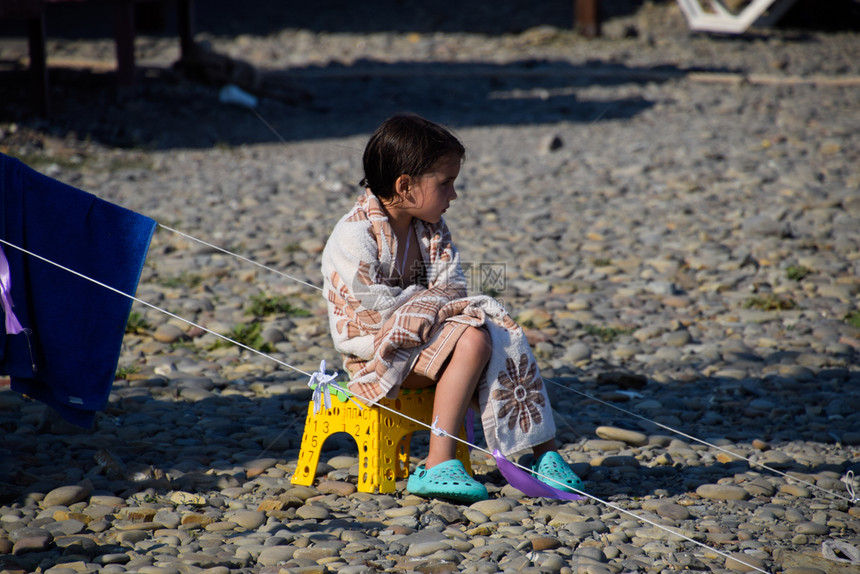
291 387 473 494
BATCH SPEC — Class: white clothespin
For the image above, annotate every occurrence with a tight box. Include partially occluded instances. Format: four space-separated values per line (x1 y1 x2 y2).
843 470 858 503
430 415 449 438
308 360 338 415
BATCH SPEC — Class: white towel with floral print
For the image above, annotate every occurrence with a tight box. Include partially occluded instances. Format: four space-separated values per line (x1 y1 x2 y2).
322 190 555 456
453 296 557 456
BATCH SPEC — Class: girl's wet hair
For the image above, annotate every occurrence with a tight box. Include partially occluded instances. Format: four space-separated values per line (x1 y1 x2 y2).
360 114 465 202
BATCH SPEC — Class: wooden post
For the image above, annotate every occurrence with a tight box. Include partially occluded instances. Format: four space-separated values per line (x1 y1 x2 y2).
114 0 136 89
0 0 49 115
575 0 600 38
176 0 195 60
27 9 49 115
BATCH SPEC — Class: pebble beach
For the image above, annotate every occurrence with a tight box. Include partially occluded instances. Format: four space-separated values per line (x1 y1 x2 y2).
1 1 859 573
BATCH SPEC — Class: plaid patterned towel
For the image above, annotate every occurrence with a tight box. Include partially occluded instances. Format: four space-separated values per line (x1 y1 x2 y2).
321 190 555 455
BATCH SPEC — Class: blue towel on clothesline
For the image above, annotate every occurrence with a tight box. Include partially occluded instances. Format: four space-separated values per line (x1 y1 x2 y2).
0 153 156 427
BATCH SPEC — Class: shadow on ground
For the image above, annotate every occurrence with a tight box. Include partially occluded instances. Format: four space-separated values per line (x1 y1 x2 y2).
5 0 857 38
1 359 858 570
2 0 857 148
0 58 687 149
3 0 645 39
2 367 857 503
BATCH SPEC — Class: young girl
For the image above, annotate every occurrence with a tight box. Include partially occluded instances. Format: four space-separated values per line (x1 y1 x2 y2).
321 114 583 503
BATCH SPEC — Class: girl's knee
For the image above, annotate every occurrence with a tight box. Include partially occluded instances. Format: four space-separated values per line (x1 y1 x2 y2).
459 326 492 362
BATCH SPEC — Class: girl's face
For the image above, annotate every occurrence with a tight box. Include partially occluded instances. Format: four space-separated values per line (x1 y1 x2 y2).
404 154 461 224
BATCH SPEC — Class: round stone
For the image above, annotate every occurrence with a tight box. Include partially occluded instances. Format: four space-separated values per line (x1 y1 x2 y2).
94 553 132 565
595 426 648 446
228 510 265 530
779 484 812 498
583 439 627 452
654 503 691 521
153 323 187 343
664 330 692 347
317 480 357 496
565 342 592 361
468 499 512 519
695 484 750 501
327 455 359 469
295 504 330 520
725 552 767 572
529 536 561 551
42 485 90 508
795 522 829 535
12 532 52 555
257 546 296 567
462 509 488 524
243 457 278 477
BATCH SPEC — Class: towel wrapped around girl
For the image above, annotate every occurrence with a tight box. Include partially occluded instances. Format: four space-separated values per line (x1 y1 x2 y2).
322 189 556 457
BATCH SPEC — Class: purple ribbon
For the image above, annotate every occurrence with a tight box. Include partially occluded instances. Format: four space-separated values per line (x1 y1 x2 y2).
493 449 583 500
0 246 25 335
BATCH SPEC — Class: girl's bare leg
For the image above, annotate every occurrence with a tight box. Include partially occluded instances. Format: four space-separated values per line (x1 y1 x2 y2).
532 439 558 459
402 326 491 469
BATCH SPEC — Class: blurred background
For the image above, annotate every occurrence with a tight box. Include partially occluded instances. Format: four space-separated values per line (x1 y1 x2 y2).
1 0 858 149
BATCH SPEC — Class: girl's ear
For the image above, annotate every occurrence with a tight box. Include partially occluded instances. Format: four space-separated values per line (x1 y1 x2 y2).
395 174 412 199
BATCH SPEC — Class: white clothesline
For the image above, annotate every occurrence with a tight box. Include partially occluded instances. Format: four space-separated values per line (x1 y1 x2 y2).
0 232 778 574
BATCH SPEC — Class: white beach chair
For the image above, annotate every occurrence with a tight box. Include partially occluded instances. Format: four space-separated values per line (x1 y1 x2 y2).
676 0 800 34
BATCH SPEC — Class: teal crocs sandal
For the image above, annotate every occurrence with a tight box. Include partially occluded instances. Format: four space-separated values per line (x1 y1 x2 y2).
407 459 488 503
532 451 584 493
